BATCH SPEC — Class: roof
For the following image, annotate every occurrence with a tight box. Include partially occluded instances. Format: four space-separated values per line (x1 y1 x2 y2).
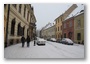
44 23 55 29
64 4 84 20
55 14 63 21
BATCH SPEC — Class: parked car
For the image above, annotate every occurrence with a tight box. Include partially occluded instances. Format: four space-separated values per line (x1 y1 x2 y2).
47 38 51 41
60 38 74 45
36 38 46 45
50 38 57 42
56 38 62 43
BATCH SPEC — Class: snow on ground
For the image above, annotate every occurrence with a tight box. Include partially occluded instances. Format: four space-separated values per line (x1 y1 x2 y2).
4 40 84 58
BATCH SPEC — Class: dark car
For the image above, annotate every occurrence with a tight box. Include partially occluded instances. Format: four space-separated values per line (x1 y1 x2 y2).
47 38 51 41
61 38 74 45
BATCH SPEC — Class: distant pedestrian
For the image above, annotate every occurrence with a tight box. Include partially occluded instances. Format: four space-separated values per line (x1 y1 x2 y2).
34 36 36 46
21 36 25 47
27 36 30 47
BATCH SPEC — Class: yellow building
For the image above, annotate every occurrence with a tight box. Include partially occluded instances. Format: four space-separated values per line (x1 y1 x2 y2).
74 12 84 44
4 4 36 47
55 15 63 40
55 4 77 40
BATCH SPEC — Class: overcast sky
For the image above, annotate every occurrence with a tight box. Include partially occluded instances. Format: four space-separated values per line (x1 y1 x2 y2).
31 4 84 30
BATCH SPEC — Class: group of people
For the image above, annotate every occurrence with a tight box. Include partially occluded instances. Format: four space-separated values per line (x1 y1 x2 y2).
21 35 36 47
21 36 30 47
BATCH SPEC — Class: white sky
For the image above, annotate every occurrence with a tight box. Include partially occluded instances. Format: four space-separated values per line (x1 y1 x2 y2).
31 3 73 30
31 4 84 30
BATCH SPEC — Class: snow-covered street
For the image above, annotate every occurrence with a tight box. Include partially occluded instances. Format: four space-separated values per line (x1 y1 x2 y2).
4 41 84 58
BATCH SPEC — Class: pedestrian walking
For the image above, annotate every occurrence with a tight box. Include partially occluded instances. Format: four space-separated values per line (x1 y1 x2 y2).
21 36 25 47
34 36 36 46
26 36 30 47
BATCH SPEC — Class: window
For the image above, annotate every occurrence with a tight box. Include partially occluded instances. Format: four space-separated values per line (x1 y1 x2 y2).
58 27 59 31
17 23 20 36
64 23 66 28
77 20 81 27
22 26 25 36
58 19 59 23
19 4 22 13
69 21 72 27
24 5 26 17
11 18 15 35
12 4 16 8
64 33 66 38
56 28 57 31
77 33 81 40
61 17 62 21
56 21 57 24
61 35 62 39
61 26 62 30
58 34 59 38
17 23 22 36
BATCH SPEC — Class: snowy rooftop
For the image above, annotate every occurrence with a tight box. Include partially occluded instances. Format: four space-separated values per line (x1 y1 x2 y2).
43 22 55 30
64 4 84 21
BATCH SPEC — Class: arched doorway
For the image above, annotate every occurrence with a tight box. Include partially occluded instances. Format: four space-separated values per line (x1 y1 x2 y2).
10 18 16 45
22 26 25 36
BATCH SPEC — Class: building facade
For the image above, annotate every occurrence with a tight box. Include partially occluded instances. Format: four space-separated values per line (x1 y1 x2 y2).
4 4 8 47
41 23 55 39
62 17 74 41
74 13 84 44
29 7 36 40
44 25 55 39
55 15 63 40
55 4 77 40
4 4 36 47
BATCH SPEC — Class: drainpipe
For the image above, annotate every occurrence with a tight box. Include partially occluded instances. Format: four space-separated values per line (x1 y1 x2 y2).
5 4 10 47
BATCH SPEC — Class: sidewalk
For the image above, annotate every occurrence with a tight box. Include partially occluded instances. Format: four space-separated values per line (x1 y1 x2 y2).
4 41 39 58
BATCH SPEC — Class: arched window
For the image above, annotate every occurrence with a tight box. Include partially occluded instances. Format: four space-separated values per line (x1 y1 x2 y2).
17 23 23 36
11 18 15 35
22 26 25 36
19 4 22 13
17 23 20 36
12 4 16 8
24 5 26 17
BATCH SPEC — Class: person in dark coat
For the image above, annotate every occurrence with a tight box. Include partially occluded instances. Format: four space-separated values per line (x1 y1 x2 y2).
27 36 30 47
21 36 25 47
